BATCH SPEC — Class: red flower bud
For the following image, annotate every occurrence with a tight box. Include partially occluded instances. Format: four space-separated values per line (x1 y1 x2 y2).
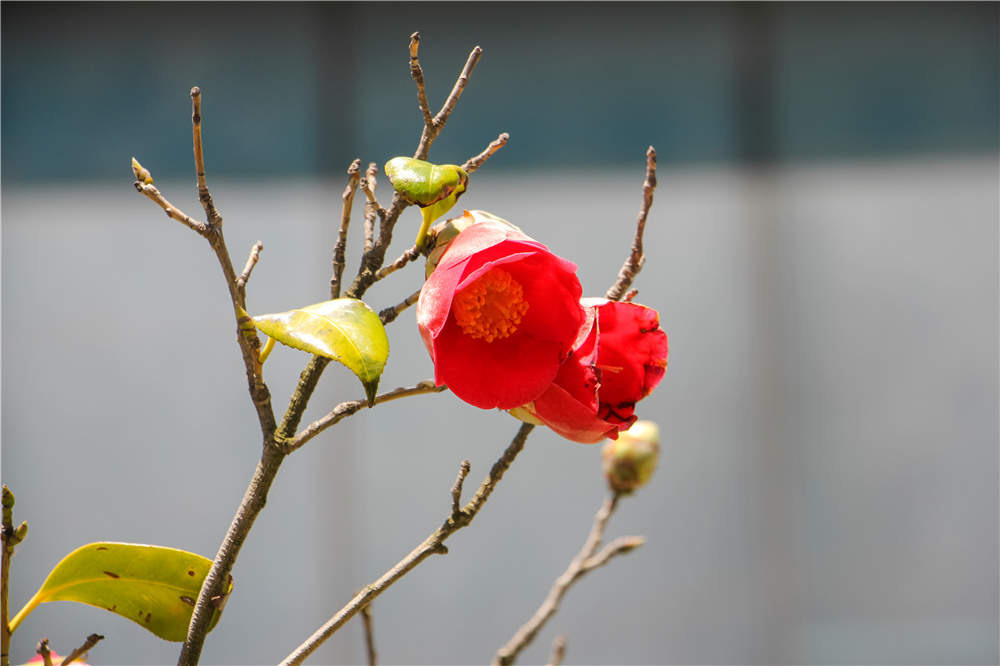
514 299 668 443
417 218 586 409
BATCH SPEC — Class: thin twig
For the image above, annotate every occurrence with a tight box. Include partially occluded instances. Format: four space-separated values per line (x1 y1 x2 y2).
450 460 472 518
60 633 104 666
409 32 434 129
359 604 377 666
374 244 421 281
378 288 421 325
190 87 222 227
362 163 379 255
332 160 362 299
358 163 386 221
133 182 209 235
285 380 446 453
606 146 657 301
279 424 536 666
462 132 510 174
236 241 263 302
35 639 52 666
493 494 644 666
415 45 483 161
546 635 567 666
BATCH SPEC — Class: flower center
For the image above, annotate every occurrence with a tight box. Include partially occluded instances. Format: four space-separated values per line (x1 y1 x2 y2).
453 268 530 342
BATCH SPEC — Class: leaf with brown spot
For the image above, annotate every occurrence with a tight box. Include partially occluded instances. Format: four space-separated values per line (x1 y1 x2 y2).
9 542 232 641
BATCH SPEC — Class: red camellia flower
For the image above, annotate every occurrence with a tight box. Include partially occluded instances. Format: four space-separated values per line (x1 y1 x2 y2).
512 298 668 443
417 215 586 409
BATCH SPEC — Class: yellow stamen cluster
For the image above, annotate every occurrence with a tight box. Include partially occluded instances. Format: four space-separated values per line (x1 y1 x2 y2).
453 268 530 342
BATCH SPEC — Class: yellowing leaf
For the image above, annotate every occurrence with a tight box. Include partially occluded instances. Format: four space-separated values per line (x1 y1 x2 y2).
253 298 389 405
10 542 229 642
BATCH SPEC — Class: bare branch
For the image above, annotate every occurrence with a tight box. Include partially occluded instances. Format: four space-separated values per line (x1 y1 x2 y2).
60 633 104 666
378 288 421 325
286 380 447 453
171 38 490 664
279 423 536 666
190 87 222 227
375 244 422 282
133 182 208 235
360 604 377 666
409 32 434 129
462 132 510 174
493 494 643 666
451 460 472 517
606 146 658 301
414 44 483 161
546 635 567 666
331 160 362 298
171 86 279 666
2 485 26 666
348 38 486 300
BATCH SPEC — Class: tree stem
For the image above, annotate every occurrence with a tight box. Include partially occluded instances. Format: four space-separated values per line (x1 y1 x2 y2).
177 442 286 665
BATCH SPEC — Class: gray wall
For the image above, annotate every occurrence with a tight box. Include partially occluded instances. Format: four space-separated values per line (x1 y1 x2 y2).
2 2 998 665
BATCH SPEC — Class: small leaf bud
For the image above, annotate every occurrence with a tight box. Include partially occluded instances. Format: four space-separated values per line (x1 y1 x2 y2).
602 420 660 494
131 157 154 185
13 520 28 543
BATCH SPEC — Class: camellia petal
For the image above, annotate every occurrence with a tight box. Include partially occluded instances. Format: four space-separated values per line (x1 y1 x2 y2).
588 298 668 425
521 299 668 444
416 217 585 410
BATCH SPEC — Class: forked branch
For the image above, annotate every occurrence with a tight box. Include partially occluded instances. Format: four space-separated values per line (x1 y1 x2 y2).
493 495 643 665
412 33 483 161
279 424 536 666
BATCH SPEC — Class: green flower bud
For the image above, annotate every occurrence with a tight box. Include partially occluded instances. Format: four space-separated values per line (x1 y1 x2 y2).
602 420 660 494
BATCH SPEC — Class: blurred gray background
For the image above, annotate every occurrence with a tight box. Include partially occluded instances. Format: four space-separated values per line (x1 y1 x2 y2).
2 3 998 665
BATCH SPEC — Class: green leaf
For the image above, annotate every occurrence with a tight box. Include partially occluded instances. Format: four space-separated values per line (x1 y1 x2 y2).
384 157 468 208
9 542 229 642
253 298 389 405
